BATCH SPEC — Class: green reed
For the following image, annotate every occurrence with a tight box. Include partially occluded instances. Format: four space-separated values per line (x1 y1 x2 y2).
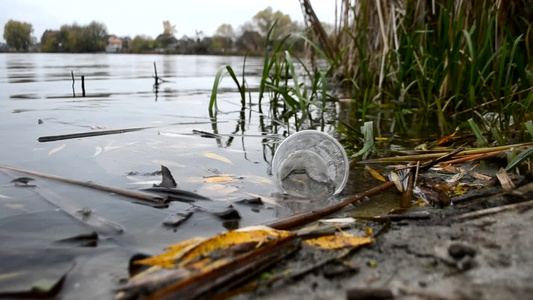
327 0 532 142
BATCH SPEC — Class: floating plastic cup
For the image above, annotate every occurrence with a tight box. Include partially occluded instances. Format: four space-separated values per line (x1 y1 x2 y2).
272 130 350 198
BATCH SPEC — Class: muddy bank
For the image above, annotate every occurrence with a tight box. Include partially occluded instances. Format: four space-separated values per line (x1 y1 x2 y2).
235 180 533 300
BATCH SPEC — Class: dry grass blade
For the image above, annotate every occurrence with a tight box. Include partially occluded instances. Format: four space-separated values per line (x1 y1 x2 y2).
359 143 533 164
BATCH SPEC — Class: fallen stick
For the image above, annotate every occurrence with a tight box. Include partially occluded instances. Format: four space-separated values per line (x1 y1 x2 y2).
38 127 150 142
438 150 502 165
359 142 533 164
0 164 166 205
38 121 218 142
454 199 533 221
266 181 395 230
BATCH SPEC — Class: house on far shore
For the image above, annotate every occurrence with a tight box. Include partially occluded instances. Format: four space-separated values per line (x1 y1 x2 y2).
106 35 122 53
0 43 9 52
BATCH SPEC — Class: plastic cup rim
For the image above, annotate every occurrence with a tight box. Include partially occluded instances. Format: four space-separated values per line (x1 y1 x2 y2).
272 130 350 196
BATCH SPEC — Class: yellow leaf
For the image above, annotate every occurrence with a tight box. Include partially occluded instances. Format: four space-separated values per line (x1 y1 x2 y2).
198 183 238 196
416 198 428 206
204 176 234 183
365 166 386 182
135 227 291 269
151 160 186 168
177 228 291 268
135 237 206 268
365 227 373 236
304 235 372 250
48 144 66 155
203 152 232 164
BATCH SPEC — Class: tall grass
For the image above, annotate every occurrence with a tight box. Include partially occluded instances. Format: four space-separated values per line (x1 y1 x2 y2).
303 0 532 142
208 21 338 134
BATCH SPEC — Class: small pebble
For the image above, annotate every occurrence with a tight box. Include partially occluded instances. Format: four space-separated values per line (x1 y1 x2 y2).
448 243 477 259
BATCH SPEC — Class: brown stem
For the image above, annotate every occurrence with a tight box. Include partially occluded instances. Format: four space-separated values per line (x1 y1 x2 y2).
267 181 395 230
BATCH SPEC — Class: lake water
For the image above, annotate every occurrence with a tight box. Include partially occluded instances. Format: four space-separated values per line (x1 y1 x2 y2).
0 53 399 298
0 53 306 298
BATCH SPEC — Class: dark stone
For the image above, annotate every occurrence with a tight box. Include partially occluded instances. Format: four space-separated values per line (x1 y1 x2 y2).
162 211 193 227
448 243 477 260
212 207 241 220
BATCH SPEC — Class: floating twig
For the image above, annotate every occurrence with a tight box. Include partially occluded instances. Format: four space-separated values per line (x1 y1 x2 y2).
38 127 151 142
0 164 166 205
38 121 218 143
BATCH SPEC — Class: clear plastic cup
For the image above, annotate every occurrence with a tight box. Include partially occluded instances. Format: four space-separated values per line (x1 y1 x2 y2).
271 130 350 198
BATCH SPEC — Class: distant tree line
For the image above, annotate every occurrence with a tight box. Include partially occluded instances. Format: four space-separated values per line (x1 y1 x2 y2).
41 21 108 52
2 7 308 55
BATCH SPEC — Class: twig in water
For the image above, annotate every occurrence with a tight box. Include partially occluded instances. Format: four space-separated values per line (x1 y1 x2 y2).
38 127 151 142
0 164 166 205
38 121 217 142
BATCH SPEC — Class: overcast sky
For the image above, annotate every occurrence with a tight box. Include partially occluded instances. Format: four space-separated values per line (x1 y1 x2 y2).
0 0 336 43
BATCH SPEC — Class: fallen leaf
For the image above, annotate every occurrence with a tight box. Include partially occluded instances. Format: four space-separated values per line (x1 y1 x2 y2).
203 152 232 164
198 183 238 196
389 171 403 192
48 144 66 155
135 227 291 269
151 160 186 168
436 131 457 146
135 237 206 268
365 166 386 182
365 227 373 236
204 176 234 183
470 171 492 181
496 168 515 192
304 234 372 250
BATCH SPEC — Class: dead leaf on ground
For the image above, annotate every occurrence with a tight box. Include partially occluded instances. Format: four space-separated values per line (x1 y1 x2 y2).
496 168 516 192
304 234 372 250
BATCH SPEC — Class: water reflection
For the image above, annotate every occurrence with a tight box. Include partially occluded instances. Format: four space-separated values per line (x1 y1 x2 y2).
5 57 36 83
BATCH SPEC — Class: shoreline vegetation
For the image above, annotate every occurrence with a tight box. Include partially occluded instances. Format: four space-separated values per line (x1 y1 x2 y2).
1 7 305 56
3 1 532 144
